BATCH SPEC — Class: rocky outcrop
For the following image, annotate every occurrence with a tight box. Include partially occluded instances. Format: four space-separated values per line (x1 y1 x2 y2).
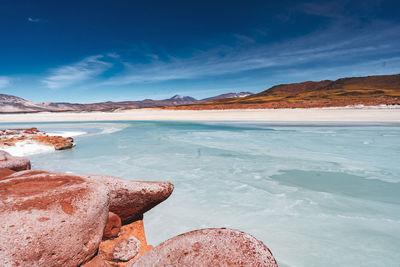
0 128 75 150
0 170 110 266
32 135 74 150
0 166 278 266
0 150 31 171
83 175 174 223
129 228 278 267
0 170 174 266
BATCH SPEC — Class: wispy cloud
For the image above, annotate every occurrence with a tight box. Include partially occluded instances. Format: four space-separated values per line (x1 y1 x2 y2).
42 55 112 89
299 0 384 26
27 17 47 23
0 76 10 89
300 1 346 19
101 22 400 86
38 1 400 93
233 34 255 44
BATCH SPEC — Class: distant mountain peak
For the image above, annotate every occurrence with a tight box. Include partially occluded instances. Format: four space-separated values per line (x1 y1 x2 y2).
171 94 184 99
169 95 197 102
0 93 27 102
199 91 254 102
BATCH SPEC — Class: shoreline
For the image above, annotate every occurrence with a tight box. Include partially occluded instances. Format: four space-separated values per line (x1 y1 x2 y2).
0 107 399 123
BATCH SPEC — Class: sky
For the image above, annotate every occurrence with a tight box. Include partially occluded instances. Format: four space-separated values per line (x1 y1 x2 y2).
0 0 399 103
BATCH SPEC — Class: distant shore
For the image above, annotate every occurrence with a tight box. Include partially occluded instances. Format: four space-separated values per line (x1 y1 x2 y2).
0 107 399 123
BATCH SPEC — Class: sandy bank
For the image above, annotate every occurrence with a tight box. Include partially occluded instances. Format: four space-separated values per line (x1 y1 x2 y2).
0 108 399 122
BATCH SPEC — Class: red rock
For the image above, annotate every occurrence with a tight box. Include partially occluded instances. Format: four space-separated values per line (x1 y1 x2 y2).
129 228 278 267
84 175 174 223
0 150 31 171
103 212 122 240
101 236 141 262
0 128 75 150
95 219 153 266
32 135 75 150
0 167 15 179
0 170 110 266
81 255 110 267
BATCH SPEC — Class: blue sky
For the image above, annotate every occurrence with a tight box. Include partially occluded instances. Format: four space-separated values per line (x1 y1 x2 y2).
0 0 399 103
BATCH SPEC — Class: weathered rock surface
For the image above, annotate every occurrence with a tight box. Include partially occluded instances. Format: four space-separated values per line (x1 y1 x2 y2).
84 174 174 223
129 228 278 267
0 167 15 179
33 135 75 150
0 161 278 267
101 236 141 262
0 170 110 266
103 212 122 240
85 219 153 267
0 150 31 171
82 255 110 267
0 127 75 150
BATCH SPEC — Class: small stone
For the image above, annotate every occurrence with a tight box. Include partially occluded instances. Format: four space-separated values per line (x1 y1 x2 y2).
98 219 152 265
112 236 141 262
103 212 122 240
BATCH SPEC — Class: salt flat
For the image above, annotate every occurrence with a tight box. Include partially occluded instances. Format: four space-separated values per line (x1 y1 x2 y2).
0 107 399 122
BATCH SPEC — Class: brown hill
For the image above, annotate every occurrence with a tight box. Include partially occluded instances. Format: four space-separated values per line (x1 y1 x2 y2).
166 74 400 109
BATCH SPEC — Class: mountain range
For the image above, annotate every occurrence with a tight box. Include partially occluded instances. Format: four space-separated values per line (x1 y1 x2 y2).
1 73 399 113
0 92 252 113
168 74 400 109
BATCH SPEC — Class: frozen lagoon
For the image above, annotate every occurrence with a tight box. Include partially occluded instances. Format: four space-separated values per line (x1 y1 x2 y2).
1 121 399 267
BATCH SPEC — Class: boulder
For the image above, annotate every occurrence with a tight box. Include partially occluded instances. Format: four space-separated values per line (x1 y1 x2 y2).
0 170 110 266
0 150 31 171
129 228 278 267
84 175 174 223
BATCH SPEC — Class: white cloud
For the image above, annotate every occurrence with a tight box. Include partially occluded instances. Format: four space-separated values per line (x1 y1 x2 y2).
0 76 10 89
27 17 47 23
42 55 112 89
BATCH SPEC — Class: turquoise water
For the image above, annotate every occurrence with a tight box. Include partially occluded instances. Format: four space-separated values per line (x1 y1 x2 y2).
1 121 400 267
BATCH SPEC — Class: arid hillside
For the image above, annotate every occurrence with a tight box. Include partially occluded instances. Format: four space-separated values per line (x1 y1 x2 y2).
165 74 400 109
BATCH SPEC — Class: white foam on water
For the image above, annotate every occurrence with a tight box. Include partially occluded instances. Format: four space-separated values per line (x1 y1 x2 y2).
0 140 55 157
86 126 126 136
98 127 124 135
45 131 87 137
